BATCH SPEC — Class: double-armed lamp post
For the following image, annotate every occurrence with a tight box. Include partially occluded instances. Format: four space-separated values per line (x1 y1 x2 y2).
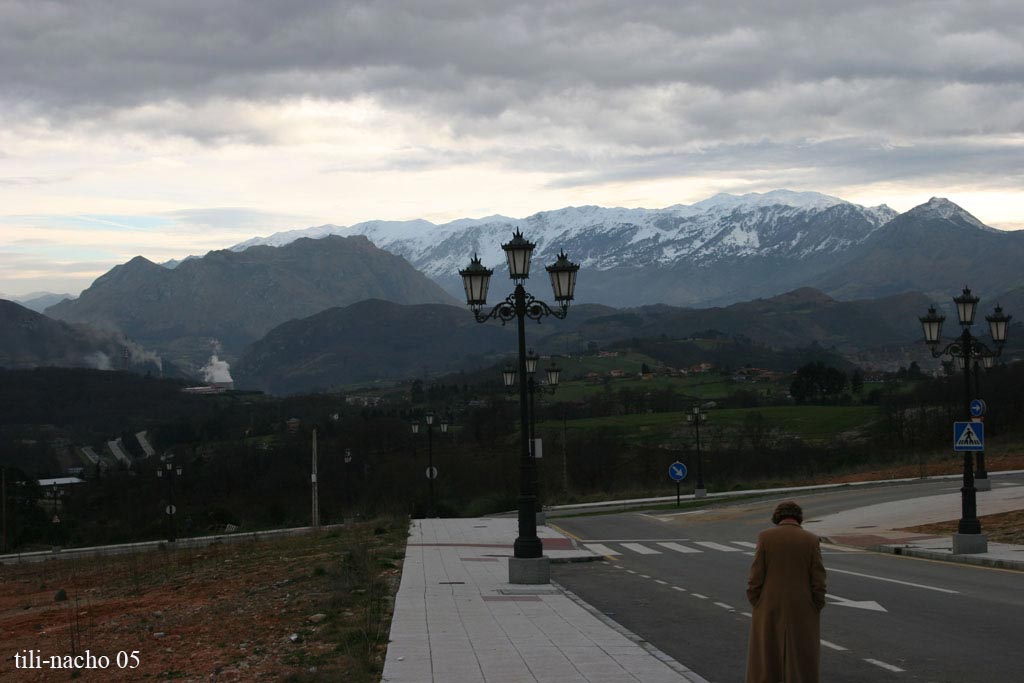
412 412 448 518
503 350 561 522
919 287 1010 553
461 230 578 583
156 454 183 543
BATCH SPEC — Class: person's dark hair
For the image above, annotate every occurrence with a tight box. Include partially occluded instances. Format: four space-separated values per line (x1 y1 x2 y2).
772 501 803 525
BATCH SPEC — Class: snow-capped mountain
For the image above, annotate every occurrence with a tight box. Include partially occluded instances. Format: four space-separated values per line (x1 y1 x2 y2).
226 190 901 306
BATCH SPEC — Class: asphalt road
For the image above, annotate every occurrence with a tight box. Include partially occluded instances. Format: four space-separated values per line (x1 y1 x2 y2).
550 477 1024 683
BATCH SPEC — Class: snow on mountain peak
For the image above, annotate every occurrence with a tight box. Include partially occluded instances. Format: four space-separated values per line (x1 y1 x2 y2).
908 197 990 231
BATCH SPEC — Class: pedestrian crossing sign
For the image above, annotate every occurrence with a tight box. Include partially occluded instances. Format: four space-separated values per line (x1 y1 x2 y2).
953 422 984 451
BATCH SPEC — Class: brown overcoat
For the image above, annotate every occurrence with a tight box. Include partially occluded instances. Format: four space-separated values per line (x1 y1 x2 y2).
745 519 827 683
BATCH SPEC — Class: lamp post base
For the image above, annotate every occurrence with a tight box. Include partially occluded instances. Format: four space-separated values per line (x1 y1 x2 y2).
952 533 988 555
694 488 707 499
509 556 550 585
975 477 991 491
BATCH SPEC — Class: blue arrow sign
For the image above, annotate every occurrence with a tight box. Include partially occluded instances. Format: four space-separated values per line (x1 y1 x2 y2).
969 399 986 418
953 422 984 451
669 461 687 481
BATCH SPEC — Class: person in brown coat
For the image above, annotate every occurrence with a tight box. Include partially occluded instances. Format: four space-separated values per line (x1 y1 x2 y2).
745 501 827 683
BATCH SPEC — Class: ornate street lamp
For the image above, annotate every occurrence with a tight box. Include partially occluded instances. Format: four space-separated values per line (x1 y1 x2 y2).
502 364 517 389
461 230 579 584
512 351 561 524
918 287 1011 552
686 405 709 498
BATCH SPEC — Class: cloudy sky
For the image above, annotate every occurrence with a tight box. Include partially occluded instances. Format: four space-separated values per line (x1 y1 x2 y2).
1 0 1022 296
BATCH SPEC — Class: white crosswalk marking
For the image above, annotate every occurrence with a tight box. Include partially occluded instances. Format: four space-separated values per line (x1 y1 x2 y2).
657 542 702 554
584 543 619 556
621 542 661 555
732 541 758 549
694 541 742 552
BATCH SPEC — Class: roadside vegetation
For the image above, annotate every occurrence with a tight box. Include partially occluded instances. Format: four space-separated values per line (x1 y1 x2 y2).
0 518 407 682
2 344 1024 552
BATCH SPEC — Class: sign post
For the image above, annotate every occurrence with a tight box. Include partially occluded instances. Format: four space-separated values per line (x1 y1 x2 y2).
668 461 687 507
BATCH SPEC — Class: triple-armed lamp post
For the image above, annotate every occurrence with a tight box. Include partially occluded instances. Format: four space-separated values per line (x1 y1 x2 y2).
412 411 448 518
461 230 578 583
919 287 1010 553
687 405 708 498
503 350 561 522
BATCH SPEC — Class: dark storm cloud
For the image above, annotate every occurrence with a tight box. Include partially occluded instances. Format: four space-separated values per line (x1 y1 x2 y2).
545 137 1024 190
1 1 1021 186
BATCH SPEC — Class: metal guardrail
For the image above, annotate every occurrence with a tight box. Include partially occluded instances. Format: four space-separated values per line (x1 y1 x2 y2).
0 523 347 565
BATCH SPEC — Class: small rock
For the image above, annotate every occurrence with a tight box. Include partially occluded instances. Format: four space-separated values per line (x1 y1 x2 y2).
54 589 67 602
152 610 163 618
288 633 301 643
308 613 327 623
153 632 166 639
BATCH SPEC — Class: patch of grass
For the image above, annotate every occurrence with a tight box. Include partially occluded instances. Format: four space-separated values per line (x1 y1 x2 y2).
552 491 780 519
540 404 880 445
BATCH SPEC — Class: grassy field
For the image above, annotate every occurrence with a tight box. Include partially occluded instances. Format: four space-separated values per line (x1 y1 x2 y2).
540 404 882 445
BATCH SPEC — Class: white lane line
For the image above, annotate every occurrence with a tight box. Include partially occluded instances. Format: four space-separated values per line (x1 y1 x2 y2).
639 574 651 579
691 593 708 599
732 541 758 548
820 639 848 652
621 542 661 555
741 612 752 618
626 569 637 574
714 602 735 611
657 542 702 554
655 579 668 585
864 658 905 673
655 510 708 518
672 586 687 592
830 567 960 594
584 543 619 556
821 543 863 552
613 564 624 569
694 541 742 552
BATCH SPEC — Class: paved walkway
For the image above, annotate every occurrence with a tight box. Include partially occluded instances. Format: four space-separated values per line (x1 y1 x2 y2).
381 517 705 683
383 475 1024 683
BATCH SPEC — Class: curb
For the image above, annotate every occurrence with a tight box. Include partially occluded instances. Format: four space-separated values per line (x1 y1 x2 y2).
553 580 712 683
870 544 1024 572
549 553 604 564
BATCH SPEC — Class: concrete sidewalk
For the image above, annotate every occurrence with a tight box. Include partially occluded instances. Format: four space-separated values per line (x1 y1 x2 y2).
804 477 1024 571
381 517 707 683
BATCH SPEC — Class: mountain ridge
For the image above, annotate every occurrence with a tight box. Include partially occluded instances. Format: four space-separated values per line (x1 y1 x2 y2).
47 235 459 371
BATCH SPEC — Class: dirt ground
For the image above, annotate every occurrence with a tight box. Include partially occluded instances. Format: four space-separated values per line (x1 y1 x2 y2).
901 509 1024 545
0 526 403 682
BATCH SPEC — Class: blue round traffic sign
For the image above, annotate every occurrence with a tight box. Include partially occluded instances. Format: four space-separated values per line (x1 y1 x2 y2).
969 399 986 418
669 461 687 482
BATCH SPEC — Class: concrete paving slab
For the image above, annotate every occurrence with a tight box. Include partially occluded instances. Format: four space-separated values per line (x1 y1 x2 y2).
382 518 700 682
